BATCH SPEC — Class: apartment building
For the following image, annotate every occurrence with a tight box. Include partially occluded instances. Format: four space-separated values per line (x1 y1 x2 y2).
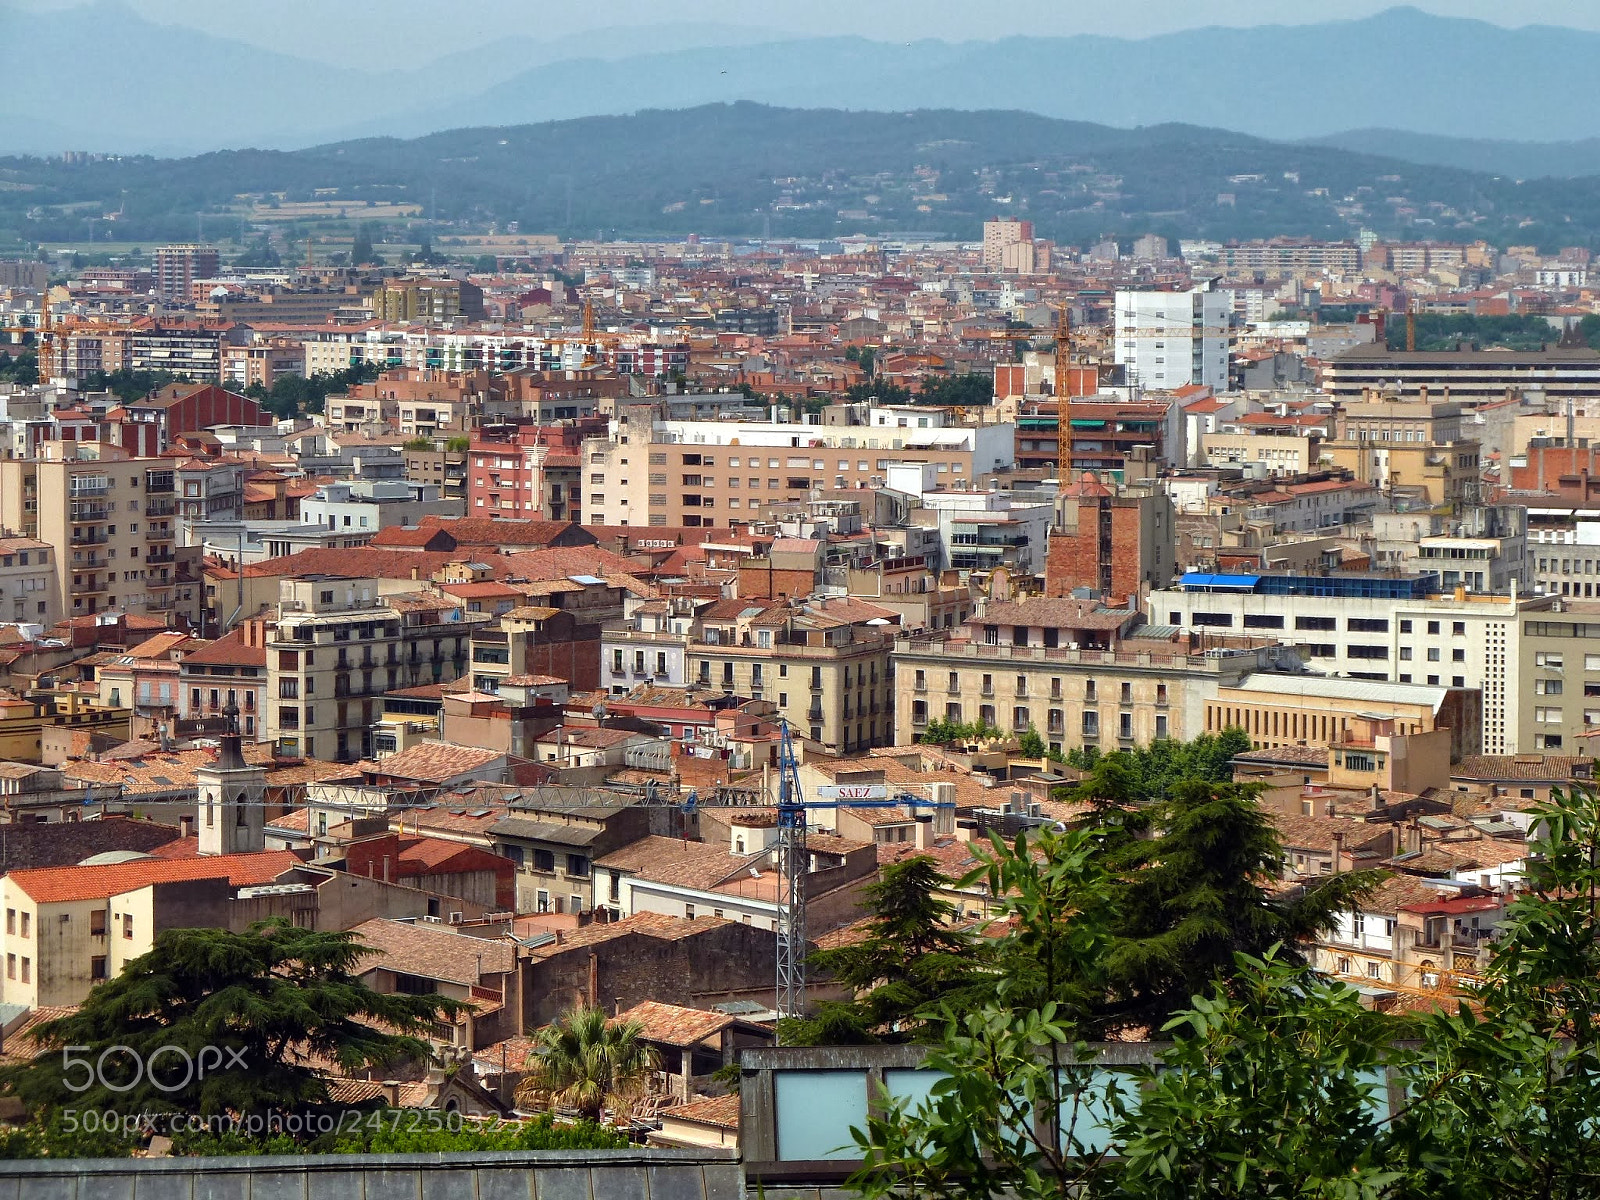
1113 283 1231 392
180 623 269 740
468 420 598 523
1153 571 1552 755
153 243 221 301
1323 345 1600 407
890 597 1280 756
1219 240 1362 274
299 480 459 539
0 536 59 625
265 577 488 762
369 277 485 323
582 404 1017 529
0 850 300 1008
0 443 192 620
981 218 1034 271
684 597 896 754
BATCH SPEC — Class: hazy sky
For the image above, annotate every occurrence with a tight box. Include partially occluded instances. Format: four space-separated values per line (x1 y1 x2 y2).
20 0 1600 65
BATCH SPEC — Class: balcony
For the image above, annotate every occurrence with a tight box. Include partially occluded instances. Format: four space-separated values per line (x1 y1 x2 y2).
145 552 175 566
70 531 107 546
69 480 108 498
70 505 108 523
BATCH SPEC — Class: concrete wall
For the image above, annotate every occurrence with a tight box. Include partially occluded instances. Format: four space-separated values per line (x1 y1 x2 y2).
0 1148 741 1200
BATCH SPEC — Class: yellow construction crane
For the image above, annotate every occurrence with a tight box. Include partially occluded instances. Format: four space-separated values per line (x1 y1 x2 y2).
1055 306 1072 474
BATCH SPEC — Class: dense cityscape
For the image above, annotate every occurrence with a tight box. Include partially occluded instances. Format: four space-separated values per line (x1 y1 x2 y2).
2 2 1600 1194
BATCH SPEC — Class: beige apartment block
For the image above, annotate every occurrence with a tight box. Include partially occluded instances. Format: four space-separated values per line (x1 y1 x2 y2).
0 443 190 621
583 403 1014 528
265 577 487 762
890 598 1274 756
685 601 895 755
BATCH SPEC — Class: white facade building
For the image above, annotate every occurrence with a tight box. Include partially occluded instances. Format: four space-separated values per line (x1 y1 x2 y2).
1114 283 1232 391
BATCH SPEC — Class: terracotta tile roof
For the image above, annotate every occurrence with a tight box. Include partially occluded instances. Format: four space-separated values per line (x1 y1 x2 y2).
595 835 764 890
974 597 1137 632
1236 745 1331 768
179 628 266 668
612 999 736 1048
8 850 301 903
524 911 735 959
356 741 504 784
0 1006 79 1064
1452 754 1594 782
349 918 516 986
659 1093 741 1130
500 546 641 580
241 548 460 579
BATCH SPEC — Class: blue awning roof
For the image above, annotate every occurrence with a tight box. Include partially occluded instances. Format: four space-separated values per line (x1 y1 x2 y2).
1181 572 1261 591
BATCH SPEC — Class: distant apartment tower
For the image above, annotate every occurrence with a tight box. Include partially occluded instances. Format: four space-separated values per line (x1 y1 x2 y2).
1131 233 1169 262
1114 282 1231 392
982 218 1033 271
153 244 221 302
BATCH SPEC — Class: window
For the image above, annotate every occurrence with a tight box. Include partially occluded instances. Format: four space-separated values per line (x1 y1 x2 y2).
1243 614 1284 629
19 912 27 938
1347 645 1389 659
1537 652 1565 669
1536 679 1564 695
19 958 27 983
1399 620 1413 633
566 854 589 878
1192 612 1233 627
532 849 555 873
1427 648 1440 662
1347 618 1389 632
122 913 133 939
1295 616 1337 631
1427 621 1441 634
1082 711 1100 738
1453 622 1466 636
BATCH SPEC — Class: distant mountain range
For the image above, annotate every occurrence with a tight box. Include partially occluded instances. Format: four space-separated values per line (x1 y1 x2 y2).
6 2 1600 172
8 104 1600 250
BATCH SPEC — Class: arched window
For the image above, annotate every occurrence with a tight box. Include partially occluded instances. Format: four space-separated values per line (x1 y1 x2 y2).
236 793 248 827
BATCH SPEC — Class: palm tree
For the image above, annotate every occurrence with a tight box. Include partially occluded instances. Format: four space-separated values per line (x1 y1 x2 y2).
514 1007 659 1122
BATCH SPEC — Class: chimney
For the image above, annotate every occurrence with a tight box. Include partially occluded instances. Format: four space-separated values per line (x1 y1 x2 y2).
382 1080 401 1105
914 814 932 850
1330 830 1344 874
1369 784 1383 813
178 814 195 839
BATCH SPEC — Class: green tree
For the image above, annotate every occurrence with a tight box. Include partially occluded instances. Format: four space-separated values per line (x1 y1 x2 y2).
782 857 986 1046
0 349 37 386
350 222 377 267
1017 726 1046 760
850 828 1119 1200
1 920 457 1130
916 372 994 407
513 1007 659 1122
1399 783 1600 1198
1096 779 1380 1032
1111 949 1405 1199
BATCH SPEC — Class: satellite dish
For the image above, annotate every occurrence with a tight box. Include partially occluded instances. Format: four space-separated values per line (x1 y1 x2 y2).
591 702 608 722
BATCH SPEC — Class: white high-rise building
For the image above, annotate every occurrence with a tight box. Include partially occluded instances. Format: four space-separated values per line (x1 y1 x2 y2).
1114 282 1232 391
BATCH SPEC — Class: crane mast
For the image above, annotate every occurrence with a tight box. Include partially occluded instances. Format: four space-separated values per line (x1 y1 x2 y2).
774 718 807 1022
1055 306 1072 474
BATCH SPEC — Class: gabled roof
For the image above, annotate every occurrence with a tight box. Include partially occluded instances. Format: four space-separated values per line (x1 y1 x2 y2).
8 850 301 904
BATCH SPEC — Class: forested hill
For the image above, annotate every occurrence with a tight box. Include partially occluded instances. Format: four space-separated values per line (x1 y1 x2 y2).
7 103 1600 250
